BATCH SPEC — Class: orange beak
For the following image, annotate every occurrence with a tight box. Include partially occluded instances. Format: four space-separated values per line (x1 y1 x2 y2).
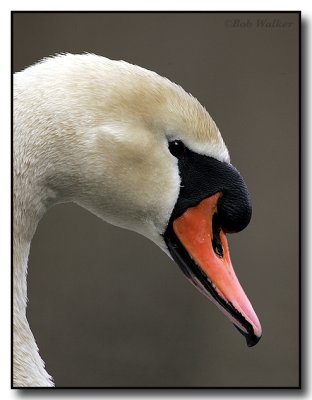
165 192 262 346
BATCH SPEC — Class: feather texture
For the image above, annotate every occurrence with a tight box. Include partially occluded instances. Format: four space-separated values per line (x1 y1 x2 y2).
13 54 229 387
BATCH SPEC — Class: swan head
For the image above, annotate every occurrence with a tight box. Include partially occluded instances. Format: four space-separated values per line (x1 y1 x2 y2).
73 115 261 348
27 54 261 347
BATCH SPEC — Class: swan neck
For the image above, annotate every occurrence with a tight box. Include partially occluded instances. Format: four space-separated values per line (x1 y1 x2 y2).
13 161 56 387
13 198 54 386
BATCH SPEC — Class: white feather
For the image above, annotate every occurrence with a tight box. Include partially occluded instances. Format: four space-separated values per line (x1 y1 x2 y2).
13 53 229 387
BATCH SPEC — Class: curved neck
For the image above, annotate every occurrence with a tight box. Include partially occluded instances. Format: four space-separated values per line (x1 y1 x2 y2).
13 118 63 386
13 173 56 386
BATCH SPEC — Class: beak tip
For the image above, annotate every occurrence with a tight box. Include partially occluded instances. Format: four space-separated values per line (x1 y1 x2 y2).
246 333 262 347
234 324 262 347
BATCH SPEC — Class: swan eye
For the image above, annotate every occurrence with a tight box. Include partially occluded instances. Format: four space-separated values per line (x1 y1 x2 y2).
168 140 186 158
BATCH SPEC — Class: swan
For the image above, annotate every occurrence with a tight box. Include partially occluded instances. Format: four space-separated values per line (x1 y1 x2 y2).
13 53 262 387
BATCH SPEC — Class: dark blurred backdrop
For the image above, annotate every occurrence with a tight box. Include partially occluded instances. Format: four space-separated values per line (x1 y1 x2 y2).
13 12 299 387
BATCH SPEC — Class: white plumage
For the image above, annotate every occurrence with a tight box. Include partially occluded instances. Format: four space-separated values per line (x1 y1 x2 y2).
13 54 229 387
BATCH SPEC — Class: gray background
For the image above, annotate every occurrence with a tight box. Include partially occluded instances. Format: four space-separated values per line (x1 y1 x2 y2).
13 12 299 387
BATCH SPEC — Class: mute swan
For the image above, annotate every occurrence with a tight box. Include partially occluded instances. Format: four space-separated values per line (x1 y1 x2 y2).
13 53 262 387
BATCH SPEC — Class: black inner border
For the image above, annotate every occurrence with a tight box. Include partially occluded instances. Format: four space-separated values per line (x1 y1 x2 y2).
11 10 301 391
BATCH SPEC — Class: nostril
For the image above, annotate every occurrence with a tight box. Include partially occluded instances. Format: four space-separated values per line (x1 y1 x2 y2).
212 213 223 257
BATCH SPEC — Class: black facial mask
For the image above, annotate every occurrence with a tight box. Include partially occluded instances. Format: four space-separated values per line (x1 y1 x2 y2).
166 140 252 233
